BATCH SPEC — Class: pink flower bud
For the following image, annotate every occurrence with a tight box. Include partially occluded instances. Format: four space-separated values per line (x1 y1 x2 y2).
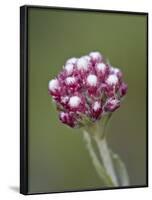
86 74 98 96
65 76 76 86
111 67 123 79
95 63 109 81
48 79 59 92
104 74 119 97
119 83 128 97
106 74 119 86
48 79 61 101
91 101 103 119
65 76 81 93
59 112 76 127
76 57 90 73
89 51 103 64
64 63 74 75
86 74 98 87
96 63 107 73
104 98 120 112
68 95 86 113
69 96 81 108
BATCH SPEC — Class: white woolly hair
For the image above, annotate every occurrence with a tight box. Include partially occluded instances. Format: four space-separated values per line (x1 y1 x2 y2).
60 112 66 119
87 74 97 86
65 76 76 85
106 74 118 85
113 68 120 74
111 67 120 74
81 55 91 62
48 79 59 91
89 51 102 59
66 57 77 65
76 57 89 70
69 96 81 108
93 101 101 111
64 63 74 74
96 63 106 71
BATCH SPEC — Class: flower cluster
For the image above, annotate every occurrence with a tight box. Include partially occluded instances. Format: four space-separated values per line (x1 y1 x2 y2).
48 52 127 128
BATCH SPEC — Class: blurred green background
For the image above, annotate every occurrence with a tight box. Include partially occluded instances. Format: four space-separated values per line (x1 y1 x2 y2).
28 7 147 193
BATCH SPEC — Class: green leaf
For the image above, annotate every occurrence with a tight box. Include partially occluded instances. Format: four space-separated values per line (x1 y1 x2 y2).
110 150 130 186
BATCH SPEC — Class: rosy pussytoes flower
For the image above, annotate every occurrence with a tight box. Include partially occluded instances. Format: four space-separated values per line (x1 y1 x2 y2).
48 52 130 187
48 51 127 128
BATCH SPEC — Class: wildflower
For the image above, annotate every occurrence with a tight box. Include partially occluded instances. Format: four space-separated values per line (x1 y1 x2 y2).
48 51 127 128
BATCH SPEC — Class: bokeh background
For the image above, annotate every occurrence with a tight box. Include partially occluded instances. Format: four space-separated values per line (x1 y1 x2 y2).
28 7 147 193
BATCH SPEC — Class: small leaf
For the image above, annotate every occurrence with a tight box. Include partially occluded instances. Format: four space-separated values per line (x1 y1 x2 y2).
110 150 130 186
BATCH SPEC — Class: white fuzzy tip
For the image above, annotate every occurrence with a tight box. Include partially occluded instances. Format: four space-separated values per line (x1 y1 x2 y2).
87 74 97 86
60 112 69 120
60 112 66 119
96 63 106 72
48 79 59 91
64 63 74 74
65 76 76 85
111 67 120 74
77 57 89 70
82 55 91 62
106 74 118 85
89 51 102 60
93 101 101 111
69 96 81 108
66 57 77 65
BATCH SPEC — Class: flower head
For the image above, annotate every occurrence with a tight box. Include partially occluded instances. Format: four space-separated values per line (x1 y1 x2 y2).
48 51 127 128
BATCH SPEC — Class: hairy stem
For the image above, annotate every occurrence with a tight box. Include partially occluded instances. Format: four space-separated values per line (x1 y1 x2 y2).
83 130 115 186
94 136 118 186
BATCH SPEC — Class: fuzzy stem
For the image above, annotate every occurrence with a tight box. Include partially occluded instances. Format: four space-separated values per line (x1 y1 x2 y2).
83 130 114 186
94 136 119 186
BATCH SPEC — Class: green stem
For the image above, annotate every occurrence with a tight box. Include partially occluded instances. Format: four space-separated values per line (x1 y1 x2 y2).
83 114 130 187
83 130 114 186
110 150 130 186
94 136 118 186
